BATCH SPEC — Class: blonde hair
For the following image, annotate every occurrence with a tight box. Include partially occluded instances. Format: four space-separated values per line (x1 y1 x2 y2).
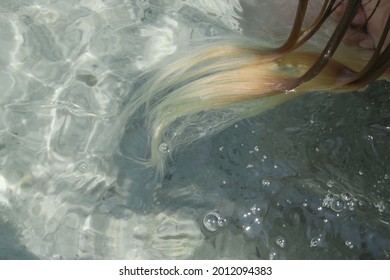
120 0 390 172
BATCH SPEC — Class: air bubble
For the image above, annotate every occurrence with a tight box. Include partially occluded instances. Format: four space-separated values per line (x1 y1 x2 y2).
310 237 321 247
275 236 286 248
326 180 335 188
322 193 333 208
217 217 227 227
374 201 385 213
238 207 265 237
269 250 277 260
77 161 88 172
250 204 261 215
158 143 170 153
345 240 353 249
203 211 225 232
330 199 344 212
203 213 218 232
341 192 352 201
262 179 270 187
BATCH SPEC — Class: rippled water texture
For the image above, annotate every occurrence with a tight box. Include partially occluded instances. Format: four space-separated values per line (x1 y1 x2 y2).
0 0 389 259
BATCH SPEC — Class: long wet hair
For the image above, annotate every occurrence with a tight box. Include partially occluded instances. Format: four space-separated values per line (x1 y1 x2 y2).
120 0 390 172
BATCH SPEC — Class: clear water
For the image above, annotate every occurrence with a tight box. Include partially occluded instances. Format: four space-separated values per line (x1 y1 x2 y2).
0 0 389 259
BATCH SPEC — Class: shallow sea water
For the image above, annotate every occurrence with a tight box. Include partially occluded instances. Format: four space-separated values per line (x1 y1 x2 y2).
0 0 389 259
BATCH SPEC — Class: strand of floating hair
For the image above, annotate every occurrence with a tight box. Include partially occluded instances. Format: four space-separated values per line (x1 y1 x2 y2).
121 42 269 121
118 40 287 169
147 92 297 173
119 0 390 172
122 41 280 126
289 0 340 51
347 38 390 87
122 42 364 170
338 9 390 88
362 0 381 24
282 0 361 90
273 0 309 54
118 43 255 138
121 0 338 141
142 54 297 171
272 0 340 55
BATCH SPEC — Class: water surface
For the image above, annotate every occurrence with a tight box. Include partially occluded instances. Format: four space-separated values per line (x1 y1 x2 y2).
0 0 389 259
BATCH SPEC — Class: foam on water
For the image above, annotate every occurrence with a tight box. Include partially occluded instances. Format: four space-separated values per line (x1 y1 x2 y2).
0 0 389 259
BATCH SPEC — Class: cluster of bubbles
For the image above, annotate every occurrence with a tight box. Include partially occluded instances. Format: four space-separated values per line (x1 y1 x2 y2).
202 203 268 239
237 204 265 236
202 211 227 232
322 189 357 213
